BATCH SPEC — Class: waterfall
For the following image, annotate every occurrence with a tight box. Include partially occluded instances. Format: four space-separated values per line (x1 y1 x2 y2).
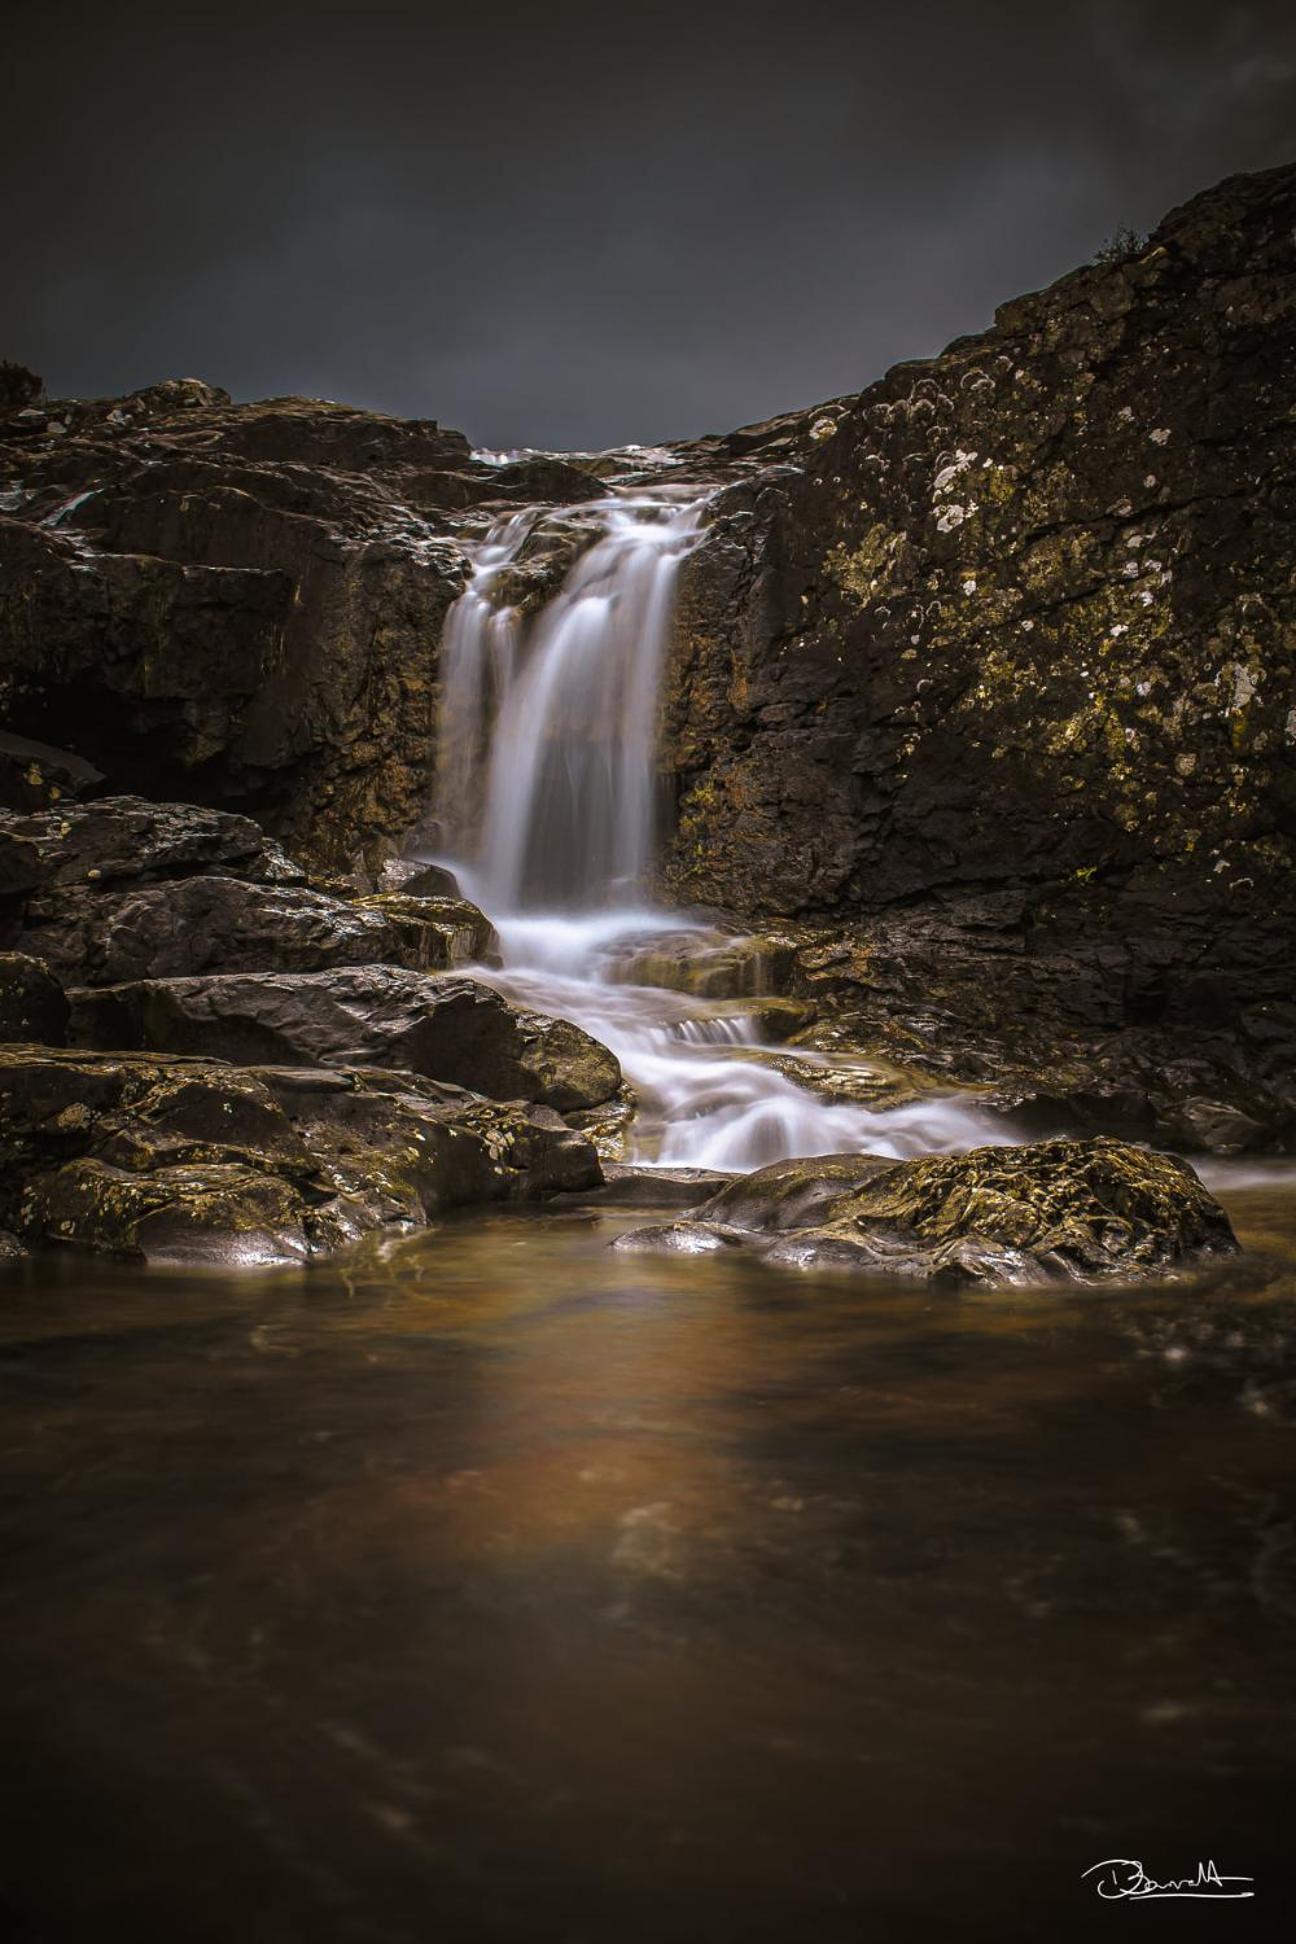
463 492 703 911
431 486 1003 1171
433 509 535 857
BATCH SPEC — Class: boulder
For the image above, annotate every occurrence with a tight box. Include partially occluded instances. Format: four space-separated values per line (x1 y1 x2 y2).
0 952 68 1045
13 875 497 987
0 1046 600 1266
352 891 497 969
68 965 622 1112
598 1164 736 1208
377 858 462 899
0 797 301 900
613 1138 1238 1286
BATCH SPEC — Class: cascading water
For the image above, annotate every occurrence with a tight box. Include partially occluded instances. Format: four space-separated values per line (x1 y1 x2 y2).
432 485 1001 1170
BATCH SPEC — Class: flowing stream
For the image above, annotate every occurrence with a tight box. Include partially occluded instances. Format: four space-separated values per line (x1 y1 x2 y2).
433 488 999 1169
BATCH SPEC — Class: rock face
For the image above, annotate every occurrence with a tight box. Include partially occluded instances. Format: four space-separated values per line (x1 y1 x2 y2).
0 1047 598 1266
0 795 618 1265
0 951 68 1045
69 965 622 1113
666 164 1296 918
614 1139 1238 1286
13 875 493 986
2 161 1293 1182
0 386 602 867
653 162 1296 1145
0 796 301 894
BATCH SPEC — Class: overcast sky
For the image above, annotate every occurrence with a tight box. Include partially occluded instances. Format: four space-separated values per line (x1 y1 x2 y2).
6 1 1294 449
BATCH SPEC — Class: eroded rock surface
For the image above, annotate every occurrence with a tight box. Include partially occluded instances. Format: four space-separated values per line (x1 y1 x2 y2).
0 1047 598 1266
0 951 68 1045
69 965 622 1113
614 1139 1238 1286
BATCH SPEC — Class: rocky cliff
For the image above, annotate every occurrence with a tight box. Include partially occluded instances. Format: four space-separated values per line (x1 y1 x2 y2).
2 160 1294 1153
665 161 1295 922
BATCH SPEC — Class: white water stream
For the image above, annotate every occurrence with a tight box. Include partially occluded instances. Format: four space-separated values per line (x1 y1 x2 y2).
432 487 1000 1169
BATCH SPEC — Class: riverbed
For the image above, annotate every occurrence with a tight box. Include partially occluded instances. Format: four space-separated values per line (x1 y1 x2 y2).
1 1172 1293 1940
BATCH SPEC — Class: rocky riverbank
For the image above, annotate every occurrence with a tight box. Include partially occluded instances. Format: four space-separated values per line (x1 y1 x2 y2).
2 159 1292 1271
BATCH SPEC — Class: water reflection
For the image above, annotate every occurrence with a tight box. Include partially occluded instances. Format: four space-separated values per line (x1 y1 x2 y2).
0 1181 1294 1940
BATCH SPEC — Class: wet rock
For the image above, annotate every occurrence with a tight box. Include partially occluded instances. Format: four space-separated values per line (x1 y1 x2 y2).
352 892 497 969
598 1164 737 1208
377 858 462 899
0 388 480 865
24 1157 312 1267
602 928 796 999
0 797 301 899
0 1229 27 1261
12 873 496 988
614 1138 1238 1286
16 877 407 986
0 952 68 1045
0 1046 600 1265
68 965 622 1112
563 1084 638 1162
696 1153 902 1231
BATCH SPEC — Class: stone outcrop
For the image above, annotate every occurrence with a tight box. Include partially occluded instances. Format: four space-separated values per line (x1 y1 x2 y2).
0 385 609 868
2 161 1293 1179
13 874 493 986
0 1046 598 1266
0 951 68 1045
614 1138 1238 1285
0 796 301 895
69 965 622 1112
0 798 618 1265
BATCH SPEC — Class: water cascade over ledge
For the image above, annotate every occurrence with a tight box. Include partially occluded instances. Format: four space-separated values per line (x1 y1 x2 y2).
432 485 1001 1170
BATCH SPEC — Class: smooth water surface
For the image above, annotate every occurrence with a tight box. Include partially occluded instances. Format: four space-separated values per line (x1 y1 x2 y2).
1 1178 1293 1941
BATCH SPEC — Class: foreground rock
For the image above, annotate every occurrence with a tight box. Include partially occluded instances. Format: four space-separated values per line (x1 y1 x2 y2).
0 1047 599 1266
613 1139 1238 1286
70 965 622 1113
0 797 300 895
13 875 495 986
778 894 1296 1154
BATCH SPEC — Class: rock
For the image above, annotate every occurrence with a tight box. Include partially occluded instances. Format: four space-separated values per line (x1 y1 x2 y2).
0 387 487 865
68 965 622 1113
25 1158 312 1268
15 877 402 985
0 363 43 416
352 891 497 969
0 1046 600 1266
0 952 68 1045
0 1229 28 1261
598 1164 737 1208
0 797 301 899
11 875 499 987
613 1138 1238 1286
377 858 462 898
0 730 104 812
695 1153 902 1230
601 928 796 998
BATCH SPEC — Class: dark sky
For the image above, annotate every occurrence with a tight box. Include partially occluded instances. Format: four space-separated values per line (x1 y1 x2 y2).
7 1 1295 450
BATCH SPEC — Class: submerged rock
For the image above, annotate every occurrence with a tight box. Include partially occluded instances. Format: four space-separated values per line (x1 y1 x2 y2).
613 1138 1237 1286
0 1047 599 1266
69 965 622 1113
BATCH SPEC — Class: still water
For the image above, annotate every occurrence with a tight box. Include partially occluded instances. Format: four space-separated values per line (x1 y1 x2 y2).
1 1175 1293 1941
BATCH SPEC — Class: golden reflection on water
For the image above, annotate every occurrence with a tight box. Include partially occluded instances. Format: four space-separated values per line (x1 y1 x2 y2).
0 1179 1294 1939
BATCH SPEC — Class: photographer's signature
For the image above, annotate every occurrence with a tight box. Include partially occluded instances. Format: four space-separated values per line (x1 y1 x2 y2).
1082 1858 1254 1901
